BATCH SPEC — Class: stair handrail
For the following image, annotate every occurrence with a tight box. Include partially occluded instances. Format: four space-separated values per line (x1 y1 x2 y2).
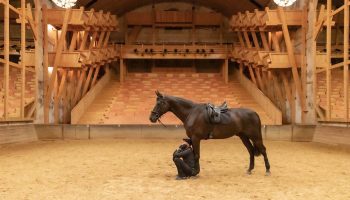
233 70 282 125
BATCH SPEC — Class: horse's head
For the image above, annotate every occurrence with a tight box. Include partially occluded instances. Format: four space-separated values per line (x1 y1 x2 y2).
149 91 171 123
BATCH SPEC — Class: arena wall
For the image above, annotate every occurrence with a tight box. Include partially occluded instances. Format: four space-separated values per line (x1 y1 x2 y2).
34 124 315 142
2 124 349 147
0 124 37 145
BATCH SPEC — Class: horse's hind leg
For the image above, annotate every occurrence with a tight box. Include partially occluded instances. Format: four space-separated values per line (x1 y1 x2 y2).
254 140 271 176
239 135 255 174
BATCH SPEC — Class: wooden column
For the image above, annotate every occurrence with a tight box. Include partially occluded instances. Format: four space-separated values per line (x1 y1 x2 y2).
271 32 281 52
54 70 67 123
243 31 252 48
120 58 125 83
248 64 257 85
251 32 260 50
344 0 349 122
43 5 49 123
20 0 26 118
152 5 156 46
260 31 269 51
82 67 94 96
326 0 332 119
223 59 228 83
305 0 317 124
239 62 244 80
281 72 295 123
3 0 9 119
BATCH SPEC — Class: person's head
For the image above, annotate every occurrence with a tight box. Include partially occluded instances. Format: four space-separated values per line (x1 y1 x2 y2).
179 142 189 150
182 138 192 146
179 138 192 150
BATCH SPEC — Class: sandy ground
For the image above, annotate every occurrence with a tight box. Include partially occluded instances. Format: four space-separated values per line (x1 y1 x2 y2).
0 138 350 200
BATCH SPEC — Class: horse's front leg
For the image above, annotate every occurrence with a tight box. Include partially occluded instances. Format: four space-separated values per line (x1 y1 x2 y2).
191 136 201 175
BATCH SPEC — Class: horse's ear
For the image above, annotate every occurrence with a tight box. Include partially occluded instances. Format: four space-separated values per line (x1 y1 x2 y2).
155 90 163 98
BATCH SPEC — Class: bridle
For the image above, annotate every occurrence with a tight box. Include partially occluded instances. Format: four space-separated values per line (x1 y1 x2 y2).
151 110 167 127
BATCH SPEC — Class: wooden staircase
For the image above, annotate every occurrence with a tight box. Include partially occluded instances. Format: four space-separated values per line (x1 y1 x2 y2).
78 72 275 125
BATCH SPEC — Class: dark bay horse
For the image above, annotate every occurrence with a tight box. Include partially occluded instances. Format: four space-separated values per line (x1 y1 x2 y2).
149 91 270 176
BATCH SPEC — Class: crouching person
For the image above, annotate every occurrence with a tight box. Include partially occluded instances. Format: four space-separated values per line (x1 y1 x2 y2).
173 138 196 180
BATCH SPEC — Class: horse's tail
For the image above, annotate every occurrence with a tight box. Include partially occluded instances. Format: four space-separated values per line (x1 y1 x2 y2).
253 145 261 157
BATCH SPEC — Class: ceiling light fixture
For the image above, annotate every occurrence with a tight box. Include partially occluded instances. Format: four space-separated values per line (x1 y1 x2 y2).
51 0 77 8
273 0 297 7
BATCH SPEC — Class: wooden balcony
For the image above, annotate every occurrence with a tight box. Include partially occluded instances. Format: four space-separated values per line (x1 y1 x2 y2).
125 11 222 27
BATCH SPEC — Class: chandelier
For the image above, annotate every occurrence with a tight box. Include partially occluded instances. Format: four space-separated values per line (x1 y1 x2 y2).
273 0 297 7
51 0 77 8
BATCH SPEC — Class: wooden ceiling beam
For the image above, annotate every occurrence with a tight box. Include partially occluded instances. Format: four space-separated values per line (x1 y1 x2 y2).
76 0 269 17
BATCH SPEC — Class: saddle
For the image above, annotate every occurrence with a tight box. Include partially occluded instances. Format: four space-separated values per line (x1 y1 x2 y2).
207 101 229 124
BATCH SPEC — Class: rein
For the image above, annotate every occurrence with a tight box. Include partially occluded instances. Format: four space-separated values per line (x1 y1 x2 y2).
157 119 167 128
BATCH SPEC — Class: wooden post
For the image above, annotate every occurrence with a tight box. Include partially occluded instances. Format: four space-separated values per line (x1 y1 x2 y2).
79 31 89 50
239 62 243 80
271 32 281 52
4 0 9 119
281 72 295 123
251 31 260 50
243 31 252 48
344 0 349 122
220 17 223 45
260 31 269 51
120 58 124 83
300 5 307 123
82 67 94 96
54 70 67 123
326 0 332 119
191 6 195 45
237 32 246 47
43 5 49 123
248 64 257 85
89 32 98 49
254 67 264 91
90 66 100 87
223 59 228 83
45 9 71 123
20 0 26 118
271 71 286 121
73 70 86 106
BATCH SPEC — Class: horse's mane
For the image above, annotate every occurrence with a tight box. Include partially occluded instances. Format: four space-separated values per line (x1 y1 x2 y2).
165 95 196 107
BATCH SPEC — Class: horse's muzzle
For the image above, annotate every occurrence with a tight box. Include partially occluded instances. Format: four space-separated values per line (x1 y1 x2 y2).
149 113 159 123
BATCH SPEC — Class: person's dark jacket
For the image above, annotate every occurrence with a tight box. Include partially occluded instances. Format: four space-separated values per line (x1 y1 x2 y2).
173 147 195 169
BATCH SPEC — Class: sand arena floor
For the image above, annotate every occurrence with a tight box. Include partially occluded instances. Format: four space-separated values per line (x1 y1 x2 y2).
0 138 350 200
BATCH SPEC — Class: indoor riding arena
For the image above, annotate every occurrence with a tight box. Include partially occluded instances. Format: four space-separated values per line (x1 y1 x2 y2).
1 0 350 199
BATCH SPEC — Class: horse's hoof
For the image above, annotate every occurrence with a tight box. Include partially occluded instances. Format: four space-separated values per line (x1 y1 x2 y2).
246 170 252 175
265 171 271 176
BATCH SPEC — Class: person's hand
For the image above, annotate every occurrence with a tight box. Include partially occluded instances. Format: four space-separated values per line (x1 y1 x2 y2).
173 149 179 158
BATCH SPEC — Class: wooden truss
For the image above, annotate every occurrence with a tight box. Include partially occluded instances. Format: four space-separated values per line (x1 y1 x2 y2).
40 7 119 123
315 0 350 123
230 7 311 123
0 0 38 121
